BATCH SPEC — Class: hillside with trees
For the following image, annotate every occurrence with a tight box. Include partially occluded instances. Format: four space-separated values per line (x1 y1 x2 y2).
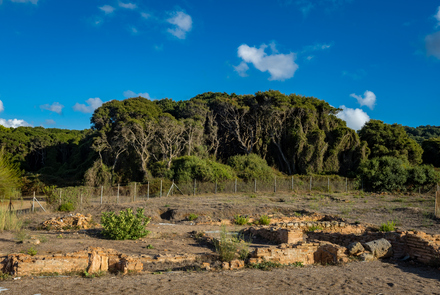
0 90 438 192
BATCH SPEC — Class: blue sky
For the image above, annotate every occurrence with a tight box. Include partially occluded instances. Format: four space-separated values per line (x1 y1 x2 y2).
0 0 439 130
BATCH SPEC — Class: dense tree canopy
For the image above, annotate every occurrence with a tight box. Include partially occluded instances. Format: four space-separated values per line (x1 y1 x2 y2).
358 120 423 165
404 125 440 144
0 91 437 192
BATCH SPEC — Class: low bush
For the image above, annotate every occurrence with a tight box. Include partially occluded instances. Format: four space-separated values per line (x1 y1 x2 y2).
227 154 275 181
258 215 271 225
234 215 249 225
101 208 151 240
213 225 251 262
379 221 396 232
188 213 198 221
58 202 75 212
0 207 22 232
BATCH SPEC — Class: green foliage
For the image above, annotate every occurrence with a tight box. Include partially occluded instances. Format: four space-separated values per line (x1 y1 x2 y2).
379 221 396 232
248 260 303 271
0 148 21 200
155 156 236 182
101 208 151 240
213 225 251 262
422 138 440 167
359 156 440 192
187 213 198 221
234 215 249 225
404 125 440 144
307 224 323 232
258 215 271 225
227 154 274 181
0 207 22 232
359 120 423 165
15 229 29 242
58 202 75 212
27 246 37 256
146 244 154 249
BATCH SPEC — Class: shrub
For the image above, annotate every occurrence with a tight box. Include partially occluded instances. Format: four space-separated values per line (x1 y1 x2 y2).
58 202 75 212
188 213 198 221
213 225 250 262
234 215 249 225
27 246 37 256
258 215 271 225
227 154 275 181
0 207 22 232
379 221 396 232
153 156 236 183
101 208 151 240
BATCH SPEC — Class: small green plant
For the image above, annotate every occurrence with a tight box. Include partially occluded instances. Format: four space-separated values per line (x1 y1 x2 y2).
15 229 30 243
146 244 154 249
307 225 323 232
101 208 151 240
0 271 10 280
188 213 198 221
58 202 75 212
56 234 63 239
248 260 283 271
39 235 48 243
258 215 271 225
249 194 256 199
234 215 249 225
27 246 37 256
379 221 396 232
164 204 170 207
83 270 106 278
293 212 302 217
213 225 251 262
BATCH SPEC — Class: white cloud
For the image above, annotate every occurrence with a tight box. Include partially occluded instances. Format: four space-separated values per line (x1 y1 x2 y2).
8 0 38 4
44 119 56 126
73 98 104 113
40 102 64 114
435 6 440 27
350 90 376 110
130 26 138 34
99 5 115 14
236 43 298 81
233 62 249 77
425 31 440 59
0 118 31 128
0 100 4 113
119 2 136 9
336 105 370 131
166 11 192 39
141 12 150 19
123 90 150 99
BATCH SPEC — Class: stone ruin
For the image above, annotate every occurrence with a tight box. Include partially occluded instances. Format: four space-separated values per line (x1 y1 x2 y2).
1 217 440 276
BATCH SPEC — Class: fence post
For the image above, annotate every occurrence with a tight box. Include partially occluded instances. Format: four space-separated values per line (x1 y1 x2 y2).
59 189 62 205
134 182 136 202
147 181 150 200
80 193 82 205
215 180 217 194
328 178 329 192
291 176 294 191
346 178 348 192
254 179 257 193
117 184 120 204
100 186 103 204
274 177 277 193
32 191 35 212
160 180 162 198
309 176 312 192
234 178 237 193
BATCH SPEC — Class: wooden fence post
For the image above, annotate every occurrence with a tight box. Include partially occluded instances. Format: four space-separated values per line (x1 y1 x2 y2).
117 184 120 204
234 178 237 193
32 191 35 212
274 177 277 193
160 180 163 198
215 180 217 194
100 186 103 204
147 181 150 200
193 179 196 196
134 182 136 202
254 179 257 193
309 176 312 192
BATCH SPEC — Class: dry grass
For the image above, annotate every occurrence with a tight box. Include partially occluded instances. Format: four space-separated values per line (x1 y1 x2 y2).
0 207 22 232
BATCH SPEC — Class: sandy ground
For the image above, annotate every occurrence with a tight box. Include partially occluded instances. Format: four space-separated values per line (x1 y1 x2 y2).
1 261 440 295
1 191 439 294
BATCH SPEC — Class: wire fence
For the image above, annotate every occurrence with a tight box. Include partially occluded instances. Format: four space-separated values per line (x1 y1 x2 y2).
18 176 439 208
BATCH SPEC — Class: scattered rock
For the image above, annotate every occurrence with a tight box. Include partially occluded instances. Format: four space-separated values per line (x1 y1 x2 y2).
42 213 95 230
363 238 393 259
348 242 365 255
360 253 375 262
229 260 245 270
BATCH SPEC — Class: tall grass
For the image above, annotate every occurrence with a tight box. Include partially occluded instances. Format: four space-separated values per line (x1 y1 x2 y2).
0 207 22 231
